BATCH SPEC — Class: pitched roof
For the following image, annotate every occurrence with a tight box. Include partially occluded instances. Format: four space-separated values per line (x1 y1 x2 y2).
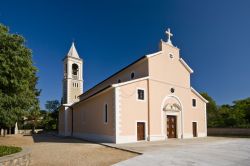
79 55 148 97
73 85 113 106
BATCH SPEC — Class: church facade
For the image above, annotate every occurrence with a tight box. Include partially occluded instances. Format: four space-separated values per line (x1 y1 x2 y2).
58 29 208 144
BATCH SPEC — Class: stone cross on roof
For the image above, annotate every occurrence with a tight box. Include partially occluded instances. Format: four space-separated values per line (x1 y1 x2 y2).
165 28 173 45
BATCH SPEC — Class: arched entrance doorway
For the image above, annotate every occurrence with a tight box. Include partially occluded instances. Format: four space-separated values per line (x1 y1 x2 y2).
161 95 183 139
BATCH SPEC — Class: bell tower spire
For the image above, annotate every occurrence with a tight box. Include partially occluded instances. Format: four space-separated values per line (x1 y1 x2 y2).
62 42 83 104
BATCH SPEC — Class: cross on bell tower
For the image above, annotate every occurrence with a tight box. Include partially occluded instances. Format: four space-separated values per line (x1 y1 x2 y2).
165 28 173 46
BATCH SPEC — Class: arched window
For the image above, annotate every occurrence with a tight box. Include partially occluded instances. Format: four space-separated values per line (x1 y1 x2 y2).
72 64 79 76
131 72 135 79
118 79 121 83
104 104 108 124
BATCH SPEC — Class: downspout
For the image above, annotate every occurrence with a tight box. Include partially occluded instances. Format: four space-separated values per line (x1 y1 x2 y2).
147 78 150 141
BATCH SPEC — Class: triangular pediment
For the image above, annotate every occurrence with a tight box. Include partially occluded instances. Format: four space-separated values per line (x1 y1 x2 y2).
163 103 181 112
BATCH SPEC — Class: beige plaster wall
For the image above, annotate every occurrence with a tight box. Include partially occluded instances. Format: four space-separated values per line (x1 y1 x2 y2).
117 78 206 139
147 79 191 136
66 108 72 134
58 106 72 136
80 59 149 101
188 91 206 135
58 107 65 135
149 41 190 88
119 79 149 136
73 89 115 136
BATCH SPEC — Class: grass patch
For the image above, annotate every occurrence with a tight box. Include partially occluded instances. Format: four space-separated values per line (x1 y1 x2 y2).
0 146 22 157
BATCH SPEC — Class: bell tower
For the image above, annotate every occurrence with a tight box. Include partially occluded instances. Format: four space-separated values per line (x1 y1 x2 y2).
62 42 83 104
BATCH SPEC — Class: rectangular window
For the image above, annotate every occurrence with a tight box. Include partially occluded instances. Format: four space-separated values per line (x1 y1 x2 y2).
192 99 196 107
104 104 108 123
137 89 144 100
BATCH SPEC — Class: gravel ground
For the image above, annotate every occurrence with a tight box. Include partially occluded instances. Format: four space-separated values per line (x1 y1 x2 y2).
0 134 137 166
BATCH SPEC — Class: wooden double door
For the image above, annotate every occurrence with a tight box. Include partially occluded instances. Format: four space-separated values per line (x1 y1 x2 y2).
167 115 177 138
137 122 145 141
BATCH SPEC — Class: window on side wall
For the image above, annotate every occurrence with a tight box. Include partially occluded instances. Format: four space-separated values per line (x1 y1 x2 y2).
192 99 196 107
137 89 145 100
104 104 108 123
131 72 135 79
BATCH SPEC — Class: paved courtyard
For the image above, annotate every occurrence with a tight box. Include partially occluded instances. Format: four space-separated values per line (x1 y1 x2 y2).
112 137 250 166
1 135 249 166
0 134 137 166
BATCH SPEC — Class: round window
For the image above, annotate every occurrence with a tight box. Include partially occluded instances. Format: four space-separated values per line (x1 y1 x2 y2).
169 53 174 59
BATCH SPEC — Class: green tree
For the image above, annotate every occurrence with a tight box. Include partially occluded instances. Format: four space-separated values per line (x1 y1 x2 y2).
200 92 218 127
0 23 40 135
44 100 60 130
218 104 245 127
45 100 60 112
201 92 250 128
232 98 250 125
27 101 41 133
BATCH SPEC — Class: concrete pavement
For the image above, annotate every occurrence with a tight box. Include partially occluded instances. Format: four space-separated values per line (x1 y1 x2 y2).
113 137 250 166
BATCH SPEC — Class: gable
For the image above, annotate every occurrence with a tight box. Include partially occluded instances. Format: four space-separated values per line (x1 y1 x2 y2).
148 41 191 88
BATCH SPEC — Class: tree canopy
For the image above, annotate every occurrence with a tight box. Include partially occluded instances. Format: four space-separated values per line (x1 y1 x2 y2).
0 23 40 130
45 100 60 112
40 100 60 130
201 93 250 128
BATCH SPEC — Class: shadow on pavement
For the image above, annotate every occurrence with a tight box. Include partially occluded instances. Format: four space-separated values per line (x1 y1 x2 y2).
30 132 93 144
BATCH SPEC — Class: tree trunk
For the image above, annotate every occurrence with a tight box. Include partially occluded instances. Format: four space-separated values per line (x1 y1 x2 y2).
9 127 11 135
4 128 7 136
32 125 35 134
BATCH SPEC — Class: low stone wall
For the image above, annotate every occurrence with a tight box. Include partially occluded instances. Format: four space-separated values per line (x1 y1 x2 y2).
0 148 31 166
208 128 250 136
18 129 43 134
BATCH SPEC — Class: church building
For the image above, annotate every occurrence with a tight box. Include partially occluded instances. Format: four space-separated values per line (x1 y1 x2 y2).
58 29 208 144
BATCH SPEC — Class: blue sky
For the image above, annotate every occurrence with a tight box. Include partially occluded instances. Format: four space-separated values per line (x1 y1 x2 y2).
1 0 250 109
